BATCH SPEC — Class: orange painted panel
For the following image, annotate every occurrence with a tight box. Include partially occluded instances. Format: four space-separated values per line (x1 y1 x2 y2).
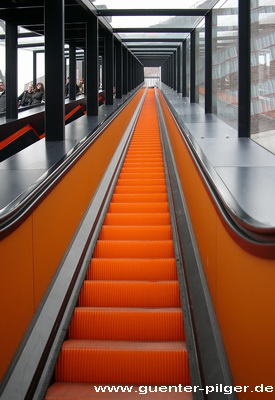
216 222 275 397
0 217 34 379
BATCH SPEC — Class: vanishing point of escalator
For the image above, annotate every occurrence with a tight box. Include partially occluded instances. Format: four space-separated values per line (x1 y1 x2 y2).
45 89 192 399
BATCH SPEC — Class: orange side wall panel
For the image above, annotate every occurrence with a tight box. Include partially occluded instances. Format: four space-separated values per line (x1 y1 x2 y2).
0 217 34 378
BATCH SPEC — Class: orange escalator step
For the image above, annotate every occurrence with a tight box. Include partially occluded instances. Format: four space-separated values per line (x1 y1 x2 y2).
99 225 172 240
114 185 167 194
78 281 180 308
107 202 169 213
87 258 178 281
120 167 164 173
124 157 163 163
93 240 174 258
45 382 193 399
127 151 162 155
103 213 170 226
55 340 189 385
116 178 166 187
69 308 184 341
128 146 162 151
111 193 168 203
119 172 165 179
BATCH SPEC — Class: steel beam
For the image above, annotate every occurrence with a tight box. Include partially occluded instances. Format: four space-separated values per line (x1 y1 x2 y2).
5 21 18 119
44 0 65 141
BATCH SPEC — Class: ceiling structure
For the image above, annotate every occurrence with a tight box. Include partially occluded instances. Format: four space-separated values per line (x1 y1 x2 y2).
0 0 221 67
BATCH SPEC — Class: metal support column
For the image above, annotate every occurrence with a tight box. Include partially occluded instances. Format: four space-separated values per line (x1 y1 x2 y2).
33 51 37 88
133 58 136 89
167 59 170 86
123 47 128 94
128 53 132 91
177 46 181 93
168 58 171 87
182 41 187 97
86 14 98 116
190 29 198 103
174 52 177 90
82 56 86 94
106 32 114 105
44 0 65 140
5 21 18 119
238 0 251 137
171 53 175 90
115 41 123 99
69 44 76 100
205 11 212 113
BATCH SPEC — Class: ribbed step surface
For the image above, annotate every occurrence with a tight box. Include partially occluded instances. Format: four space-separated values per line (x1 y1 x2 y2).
78 281 180 308
69 308 184 341
87 258 177 281
55 340 189 385
99 225 172 240
46 383 193 399
45 89 191 399
93 240 174 258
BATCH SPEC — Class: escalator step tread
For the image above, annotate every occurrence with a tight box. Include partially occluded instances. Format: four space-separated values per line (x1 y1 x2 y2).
46 382 193 399
107 202 169 213
55 340 189 385
87 258 177 281
111 193 168 203
99 225 172 240
116 178 166 186
103 213 170 225
93 240 174 258
114 185 167 194
68 307 184 341
78 281 180 308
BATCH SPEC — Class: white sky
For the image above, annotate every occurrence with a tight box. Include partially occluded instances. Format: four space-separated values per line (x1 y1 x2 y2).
92 0 209 8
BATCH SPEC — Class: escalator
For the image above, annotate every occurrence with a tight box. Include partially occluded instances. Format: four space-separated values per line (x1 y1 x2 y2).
45 89 191 398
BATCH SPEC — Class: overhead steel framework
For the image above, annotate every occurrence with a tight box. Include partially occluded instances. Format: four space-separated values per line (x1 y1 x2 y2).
0 0 250 138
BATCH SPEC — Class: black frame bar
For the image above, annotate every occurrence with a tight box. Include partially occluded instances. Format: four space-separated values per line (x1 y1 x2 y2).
114 28 192 33
98 9 209 16
105 31 114 105
177 46 181 94
69 44 76 101
182 40 187 97
44 0 65 141
122 46 128 94
5 21 18 119
33 51 37 88
190 29 198 103
205 11 212 113
86 14 98 116
115 41 123 99
238 0 251 137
